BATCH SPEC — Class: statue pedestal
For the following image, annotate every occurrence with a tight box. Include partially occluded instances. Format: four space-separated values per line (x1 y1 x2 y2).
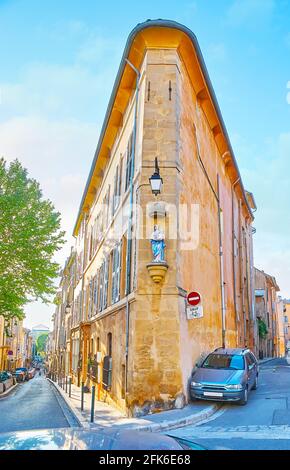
146 262 168 284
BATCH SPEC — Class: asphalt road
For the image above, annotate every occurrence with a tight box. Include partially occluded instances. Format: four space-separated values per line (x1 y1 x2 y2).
0 374 79 433
167 356 290 450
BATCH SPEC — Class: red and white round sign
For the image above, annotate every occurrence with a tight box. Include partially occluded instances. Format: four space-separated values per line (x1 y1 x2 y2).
187 291 201 306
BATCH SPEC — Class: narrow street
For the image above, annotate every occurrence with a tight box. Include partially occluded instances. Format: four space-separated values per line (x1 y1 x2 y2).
167 357 290 450
0 374 79 433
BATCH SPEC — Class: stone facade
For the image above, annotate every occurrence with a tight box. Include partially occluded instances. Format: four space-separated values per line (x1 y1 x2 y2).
254 268 280 358
51 20 257 416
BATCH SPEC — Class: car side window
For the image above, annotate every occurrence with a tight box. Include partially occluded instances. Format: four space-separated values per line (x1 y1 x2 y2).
249 352 257 364
245 354 255 368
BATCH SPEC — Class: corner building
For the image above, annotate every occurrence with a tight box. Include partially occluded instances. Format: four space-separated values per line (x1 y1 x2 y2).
68 20 256 416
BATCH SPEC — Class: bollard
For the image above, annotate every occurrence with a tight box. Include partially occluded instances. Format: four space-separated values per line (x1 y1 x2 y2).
81 382 84 411
69 377 72 398
65 377 68 394
90 386 96 423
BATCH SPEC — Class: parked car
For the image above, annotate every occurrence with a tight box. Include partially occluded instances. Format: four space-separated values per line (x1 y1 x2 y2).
15 367 29 382
0 428 206 450
28 368 36 379
190 348 259 406
0 371 13 383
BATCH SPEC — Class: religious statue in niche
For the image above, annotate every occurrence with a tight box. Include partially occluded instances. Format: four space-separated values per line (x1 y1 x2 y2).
150 225 166 263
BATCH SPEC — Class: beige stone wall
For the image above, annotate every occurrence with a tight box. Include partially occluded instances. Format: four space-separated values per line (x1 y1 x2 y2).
128 49 184 415
89 305 127 412
177 51 254 392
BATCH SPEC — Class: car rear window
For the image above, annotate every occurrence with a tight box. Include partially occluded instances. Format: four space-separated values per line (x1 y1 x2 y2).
201 354 245 370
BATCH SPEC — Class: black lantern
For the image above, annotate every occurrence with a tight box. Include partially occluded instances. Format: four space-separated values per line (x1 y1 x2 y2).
149 157 163 196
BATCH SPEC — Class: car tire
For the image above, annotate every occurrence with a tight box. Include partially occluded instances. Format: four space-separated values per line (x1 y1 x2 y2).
238 387 248 406
252 375 258 390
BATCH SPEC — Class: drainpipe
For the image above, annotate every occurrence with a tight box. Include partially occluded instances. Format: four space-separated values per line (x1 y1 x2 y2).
217 175 226 348
232 178 240 339
124 59 141 404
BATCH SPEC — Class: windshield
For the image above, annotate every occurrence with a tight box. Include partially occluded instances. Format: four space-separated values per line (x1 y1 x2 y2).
201 354 245 370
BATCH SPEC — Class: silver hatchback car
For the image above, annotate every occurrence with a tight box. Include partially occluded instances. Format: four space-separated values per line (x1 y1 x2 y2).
190 348 259 405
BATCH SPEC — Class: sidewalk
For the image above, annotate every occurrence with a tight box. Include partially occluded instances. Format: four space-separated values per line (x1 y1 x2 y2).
258 357 276 365
48 378 220 432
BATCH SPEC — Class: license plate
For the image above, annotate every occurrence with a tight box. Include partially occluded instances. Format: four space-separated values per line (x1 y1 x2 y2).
203 392 223 397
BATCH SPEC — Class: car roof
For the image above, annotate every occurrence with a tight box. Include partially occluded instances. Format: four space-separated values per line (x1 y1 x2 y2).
0 428 186 451
212 348 251 356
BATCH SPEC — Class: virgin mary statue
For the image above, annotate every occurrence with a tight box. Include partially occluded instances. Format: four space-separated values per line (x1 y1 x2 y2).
150 225 166 263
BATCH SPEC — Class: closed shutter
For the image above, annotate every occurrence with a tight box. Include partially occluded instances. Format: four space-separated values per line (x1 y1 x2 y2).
103 257 109 310
125 133 133 191
89 279 94 318
112 243 121 304
112 165 119 216
79 291 83 321
99 264 104 312
93 272 98 314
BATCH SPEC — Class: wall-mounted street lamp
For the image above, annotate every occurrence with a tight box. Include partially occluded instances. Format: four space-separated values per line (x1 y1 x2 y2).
149 157 163 196
65 304 71 314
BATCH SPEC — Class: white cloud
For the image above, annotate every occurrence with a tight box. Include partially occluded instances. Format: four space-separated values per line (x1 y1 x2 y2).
226 0 275 27
0 115 100 329
0 19 122 329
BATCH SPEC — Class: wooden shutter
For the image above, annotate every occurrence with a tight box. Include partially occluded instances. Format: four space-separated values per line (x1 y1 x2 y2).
93 272 98 314
98 264 104 312
111 243 121 304
112 165 119 216
103 257 109 310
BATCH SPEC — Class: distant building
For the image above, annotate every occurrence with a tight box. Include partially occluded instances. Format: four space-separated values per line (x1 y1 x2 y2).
283 300 290 347
254 268 280 358
52 19 257 416
31 324 50 357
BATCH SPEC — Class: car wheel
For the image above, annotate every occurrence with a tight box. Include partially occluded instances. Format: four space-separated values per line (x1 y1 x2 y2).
238 387 248 406
252 375 258 390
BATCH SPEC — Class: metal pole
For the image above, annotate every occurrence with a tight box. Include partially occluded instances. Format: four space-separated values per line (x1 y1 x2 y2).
90 385 96 423
81 381 84 411
69 377 72 398
65 376 68 393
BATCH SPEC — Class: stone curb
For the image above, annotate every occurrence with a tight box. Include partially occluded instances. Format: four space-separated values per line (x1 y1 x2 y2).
47 378 220 433
47 378 89 429
258 358 276 365
0 383 18 398
126 403 221 433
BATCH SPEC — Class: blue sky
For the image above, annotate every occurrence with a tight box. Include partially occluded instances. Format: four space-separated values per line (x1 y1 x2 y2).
0 0 289 329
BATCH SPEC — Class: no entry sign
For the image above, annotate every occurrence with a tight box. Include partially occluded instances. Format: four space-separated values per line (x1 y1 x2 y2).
187 291 201 306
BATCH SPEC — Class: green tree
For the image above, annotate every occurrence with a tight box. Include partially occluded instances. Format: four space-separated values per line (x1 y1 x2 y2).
258 318 268 339
36 333 49 354
0 158 65 321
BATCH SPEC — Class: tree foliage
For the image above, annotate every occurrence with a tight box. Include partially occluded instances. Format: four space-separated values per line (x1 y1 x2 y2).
36 333 49 353
0 158 65 321
258 318 268 339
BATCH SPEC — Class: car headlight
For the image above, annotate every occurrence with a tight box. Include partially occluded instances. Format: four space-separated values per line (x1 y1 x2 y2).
191 381 202 387
225 384 243 390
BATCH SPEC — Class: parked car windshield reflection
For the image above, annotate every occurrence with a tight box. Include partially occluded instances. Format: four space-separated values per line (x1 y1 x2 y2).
201 354 245 370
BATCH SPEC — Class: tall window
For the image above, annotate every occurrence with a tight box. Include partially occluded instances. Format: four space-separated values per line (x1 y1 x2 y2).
98 258 109 312
103 257 109 310
111 243 121 304
112 164 120 216
93 272 98 313
98 264 104 312
103 186 110 230
125 133 133 191
88 279 93 318
107 332 112 357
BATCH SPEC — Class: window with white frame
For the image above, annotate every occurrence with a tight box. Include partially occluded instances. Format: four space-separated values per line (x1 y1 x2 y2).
111 243 121 304
125 133 133 191
98 259 109 312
